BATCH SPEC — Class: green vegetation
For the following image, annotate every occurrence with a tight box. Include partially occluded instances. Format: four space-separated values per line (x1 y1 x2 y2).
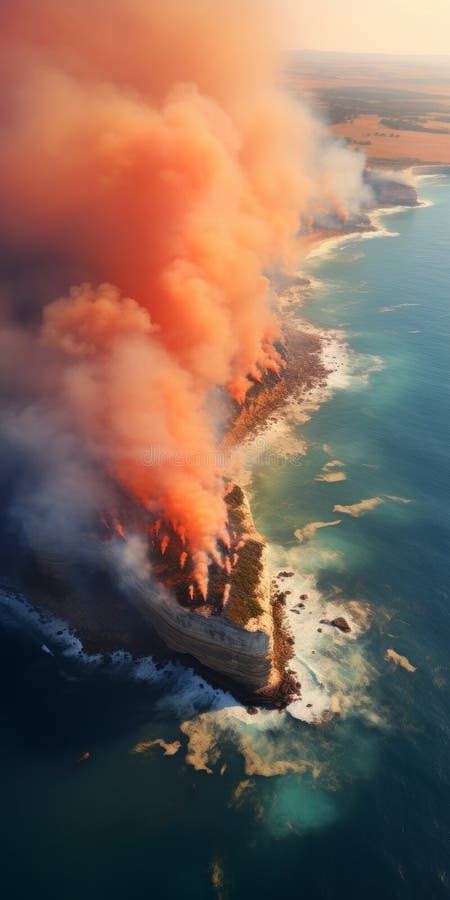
224 484 246 533
223 483 265 626
225 538 264 627
380 117 450 134
312 86 450 125
225 484 245 510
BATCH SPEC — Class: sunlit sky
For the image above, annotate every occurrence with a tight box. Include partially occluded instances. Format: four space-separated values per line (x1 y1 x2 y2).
298 0 450 55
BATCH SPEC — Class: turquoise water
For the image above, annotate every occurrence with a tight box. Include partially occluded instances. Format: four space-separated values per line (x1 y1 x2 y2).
1 176 449 899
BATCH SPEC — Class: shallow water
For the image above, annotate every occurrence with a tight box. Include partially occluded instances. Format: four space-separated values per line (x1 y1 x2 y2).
1 176 449 899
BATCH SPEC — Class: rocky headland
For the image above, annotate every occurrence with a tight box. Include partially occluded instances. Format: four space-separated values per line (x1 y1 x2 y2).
14 165 414 705
131 485 296 703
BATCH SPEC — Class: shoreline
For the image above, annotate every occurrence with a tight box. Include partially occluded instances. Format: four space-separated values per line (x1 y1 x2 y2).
0 170 430 710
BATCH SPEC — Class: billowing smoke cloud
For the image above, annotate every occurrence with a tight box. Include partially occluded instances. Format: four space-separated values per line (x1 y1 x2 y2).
0 0 372 592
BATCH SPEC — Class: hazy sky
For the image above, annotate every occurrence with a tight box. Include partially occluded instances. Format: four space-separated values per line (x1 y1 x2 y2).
298 0 450 55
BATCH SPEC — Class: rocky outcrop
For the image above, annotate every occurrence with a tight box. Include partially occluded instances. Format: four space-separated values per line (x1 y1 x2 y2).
364 169 418 207
132 583 274 690
302 169 418 239
332 617 351 633
320 616 351 633
131 484 278 693
25 481 283 695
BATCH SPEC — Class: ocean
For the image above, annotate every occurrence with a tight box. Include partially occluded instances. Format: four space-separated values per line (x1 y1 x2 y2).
1 174 449 900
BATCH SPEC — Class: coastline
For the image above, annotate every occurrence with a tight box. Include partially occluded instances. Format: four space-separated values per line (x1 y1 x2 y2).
0 172 426 710
220 176 429 718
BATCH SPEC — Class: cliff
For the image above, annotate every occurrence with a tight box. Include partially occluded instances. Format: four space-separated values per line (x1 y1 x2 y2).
25 482 288 699
130 485 279 694
132 583 274 691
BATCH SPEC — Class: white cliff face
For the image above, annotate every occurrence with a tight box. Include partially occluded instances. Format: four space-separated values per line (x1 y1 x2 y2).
131 486 277 693
132 585 273 690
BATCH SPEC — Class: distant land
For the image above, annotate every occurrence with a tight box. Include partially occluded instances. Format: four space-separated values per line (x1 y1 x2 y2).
286 51 450 167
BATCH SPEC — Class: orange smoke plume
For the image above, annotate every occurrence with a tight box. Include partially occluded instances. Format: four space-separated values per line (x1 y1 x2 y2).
0 1 370 588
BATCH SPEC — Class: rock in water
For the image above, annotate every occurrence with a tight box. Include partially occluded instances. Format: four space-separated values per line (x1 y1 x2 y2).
332 617 351 633
320 617 352 633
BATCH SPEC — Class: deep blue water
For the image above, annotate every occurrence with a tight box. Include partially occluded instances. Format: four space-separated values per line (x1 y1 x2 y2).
1 175 449 899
